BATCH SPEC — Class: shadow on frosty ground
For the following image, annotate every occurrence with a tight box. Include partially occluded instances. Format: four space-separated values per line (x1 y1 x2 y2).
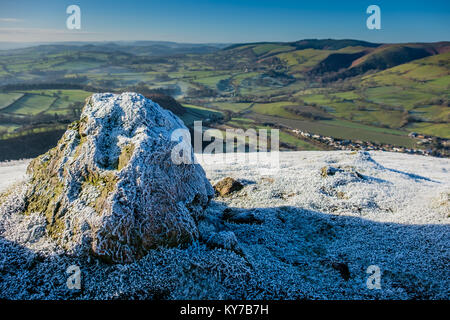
0 199 448 300
0 148 449 300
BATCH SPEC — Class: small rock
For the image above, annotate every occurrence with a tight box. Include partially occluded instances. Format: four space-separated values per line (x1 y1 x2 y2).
206 231 238 250
341 165 365 179
337 191 346 199
282 192 296 200
214 177 244 197
321 166 364 179
197 214 226 241
270 191 283 199
222 208 263 224
331 262 350 281
260 177 274 184
321 166 341 177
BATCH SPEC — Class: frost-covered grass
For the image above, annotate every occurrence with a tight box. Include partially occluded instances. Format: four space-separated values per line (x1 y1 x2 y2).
0 159 30 193
0 151 448 300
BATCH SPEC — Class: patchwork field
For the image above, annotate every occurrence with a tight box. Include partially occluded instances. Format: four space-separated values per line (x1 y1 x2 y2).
2 94 56 115
0 93 24 110
0 39 448 159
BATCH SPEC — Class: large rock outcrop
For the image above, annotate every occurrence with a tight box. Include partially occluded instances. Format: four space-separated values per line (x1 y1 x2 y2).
20 92 214 263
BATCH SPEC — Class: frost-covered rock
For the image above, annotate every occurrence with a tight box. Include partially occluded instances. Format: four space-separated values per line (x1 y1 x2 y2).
5 92 214 263
213 177 243 197
222 208 264 224
206 231 238 250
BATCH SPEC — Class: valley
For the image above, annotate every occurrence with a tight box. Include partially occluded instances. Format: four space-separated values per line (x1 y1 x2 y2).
0 39 448 160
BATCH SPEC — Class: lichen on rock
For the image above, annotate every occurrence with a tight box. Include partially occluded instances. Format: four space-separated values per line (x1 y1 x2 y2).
15 92 214 263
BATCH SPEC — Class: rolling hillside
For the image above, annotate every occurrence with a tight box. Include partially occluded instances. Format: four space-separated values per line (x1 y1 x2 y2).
0 39 448 160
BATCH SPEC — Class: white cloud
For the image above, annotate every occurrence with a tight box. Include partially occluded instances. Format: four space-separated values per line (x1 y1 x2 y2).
0 18 22 23
0 27 104 42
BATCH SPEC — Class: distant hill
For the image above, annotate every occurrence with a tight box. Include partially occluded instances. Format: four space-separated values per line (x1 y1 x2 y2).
349 42 450 73
0 41 228 56
0 38 448 159
224 39 380 51
222 40 449 79
292 39 379 50
309 51 367 75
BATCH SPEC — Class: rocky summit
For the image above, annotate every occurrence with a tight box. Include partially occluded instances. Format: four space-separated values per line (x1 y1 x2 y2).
16 92 214 263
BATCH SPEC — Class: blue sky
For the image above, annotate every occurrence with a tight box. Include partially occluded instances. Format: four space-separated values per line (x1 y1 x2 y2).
0 0 449 43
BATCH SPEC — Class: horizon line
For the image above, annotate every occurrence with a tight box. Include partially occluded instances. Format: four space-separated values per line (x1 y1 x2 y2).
1 38 450 46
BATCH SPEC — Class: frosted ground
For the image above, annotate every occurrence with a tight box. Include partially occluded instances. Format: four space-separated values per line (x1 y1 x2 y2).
0 151 448 299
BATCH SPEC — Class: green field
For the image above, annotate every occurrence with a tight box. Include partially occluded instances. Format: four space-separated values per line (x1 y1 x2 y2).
194 74 230 88
2 94 56 115
210 102 252 112
180 104 224 126
277 49 332 73
251 101 299 118
225 117 321 150
0 40 448 156
406 122 450 139
0 93 24 109
0 90 92 116
246 113 417 148
0 124 20 134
